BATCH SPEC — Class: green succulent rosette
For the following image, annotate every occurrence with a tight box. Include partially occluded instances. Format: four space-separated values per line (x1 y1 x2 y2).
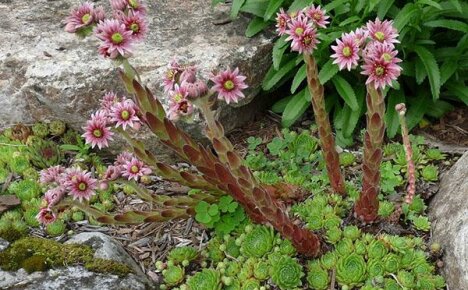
397 270 415 288
253 260 269 280
336 238 354 256
367 239 388 259
307 264 329 290
168 246 199 265
271 256 304 290
224 279 241 290
225 261 241 277
325 226 342 244
306 213 324 230
343 225 361 240
323 214 341 229
277 238 297 256
367 259 385 278
241 278 261 290
163 265 185 286
320 251 337 270
186 269 221 290
383 253 400 273
240 225 274 258
225 238 241 258
336 253 366 287
384 278 400 290
206 237 225 263
354 239 367 255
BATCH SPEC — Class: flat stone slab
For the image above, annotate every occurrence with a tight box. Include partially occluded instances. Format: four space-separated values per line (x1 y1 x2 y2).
0 0 273 155
429 151 468 290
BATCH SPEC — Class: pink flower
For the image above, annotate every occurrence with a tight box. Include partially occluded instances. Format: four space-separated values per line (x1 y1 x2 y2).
36 208 57 225
366 18 399 44
96 19 134 59
127 0 147 15
110 0 127 11
82 111 114 149
211 68 248 104
100 91 120 112
285 14 312 43
39 165 65 185
184 80 208 99
331 32 360 71
118 11 147 41
68 170 97 202
276 8 290 36
349 27 369 47
93 6 106 23
361 56 402 89
290 26 319 54
122 158 152 181
180 66 197 84
44 187 66 207
364 41 401 65
110 100 140 130
304 5 329 28
115 151 135 166
61 167 84 186
103 165 122 180
64 2 97 33
163 60 182 92
167 85 194 121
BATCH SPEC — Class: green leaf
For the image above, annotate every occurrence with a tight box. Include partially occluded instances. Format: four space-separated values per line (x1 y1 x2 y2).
414 57 427 84
331 75 359 111
325 0 350 12
424 19 468 33
264 0 285 21
318 59 339 85
418 0 442 9
272 36 288 70
449 0 462 13
245 17 270 37
385 90 405 138
288 0 309 12
262 55 298 90
239 0 269 17
272 95 293 113
377 0 395 19
281 88 310 127
290 63 306 94
394 3 419 31
208 204 219 216
369 0 382 12
211 0 224 6
231 0 246 18
440 59 458 85
60 144 81 151
446 81 468 105
413 46 441 100
407 91 430 130
338 16 361 27
425 100 454 118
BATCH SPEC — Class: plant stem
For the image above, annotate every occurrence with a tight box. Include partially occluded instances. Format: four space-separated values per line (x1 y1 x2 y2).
303 54 346 195
354 85 385 223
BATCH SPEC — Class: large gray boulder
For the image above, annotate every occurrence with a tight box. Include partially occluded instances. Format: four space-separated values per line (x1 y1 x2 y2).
0 0 273 156
429 151 468 290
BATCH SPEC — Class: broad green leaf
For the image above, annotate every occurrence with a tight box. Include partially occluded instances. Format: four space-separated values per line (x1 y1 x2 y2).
425 100 454 118
446 81 468 105
272 36 288 70
369 0 382 12
245 17 270 37
338 16 361 27
440 59 458 85
231 0 246 18
281 88 310 127
262 55 297 90
331 75 359 111
288 0 309 12
414 57 427 84
271 95 293 113
264 0 285 21
325 0 350 12
449 0 462 13
211 0 225 6
394 3 419 31
424 19 468 33
354 0 366 13
385 90 406 138
335 87 364 138
318 59 339 85
413 46 441 100
407 91 430 130
418 0 442 9
239 0 269 17
377 0 395 19
290 63 307 94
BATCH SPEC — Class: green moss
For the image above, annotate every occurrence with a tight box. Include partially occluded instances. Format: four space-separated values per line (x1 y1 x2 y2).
0 237 132 276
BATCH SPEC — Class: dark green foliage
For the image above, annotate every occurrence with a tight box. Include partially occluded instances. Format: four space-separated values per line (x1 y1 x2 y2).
224 0 468 143
27 139 63 169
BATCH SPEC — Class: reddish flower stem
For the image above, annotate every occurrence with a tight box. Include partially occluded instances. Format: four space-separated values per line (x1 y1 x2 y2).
303 54 346 195
354 85 385 223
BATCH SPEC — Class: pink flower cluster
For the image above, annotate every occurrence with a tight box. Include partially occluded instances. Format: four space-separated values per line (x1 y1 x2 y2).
82 92 142 149
331 18 402 89
65 1 148 59
37 166 98 224
162 59 248 120
102 151 152 183
276 5 329 54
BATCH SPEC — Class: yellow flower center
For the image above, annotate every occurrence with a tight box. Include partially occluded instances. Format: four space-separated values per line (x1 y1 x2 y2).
130 165 139 173
223 80 235 91
382 53 392 62
111 32 123 44
375 65 385 76
374 31 385 42
93 129 102 138
81 13 91 24
314 13 321 20
295 27 304 36
121 110 130 120
342 46 352 57
78 182 87 191
130 23 139 33
173 93 183 102
166 69 175 80
129 0 138 8
303 36 312 45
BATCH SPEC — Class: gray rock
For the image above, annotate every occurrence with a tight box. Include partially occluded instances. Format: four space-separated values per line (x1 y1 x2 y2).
0 238 9 252
65 231 146 279
0 0 273 160
0 266 147 290
429 152 468 290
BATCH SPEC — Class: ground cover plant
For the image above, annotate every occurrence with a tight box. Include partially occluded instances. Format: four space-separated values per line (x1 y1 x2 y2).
221 0 468 145
0 0 460 289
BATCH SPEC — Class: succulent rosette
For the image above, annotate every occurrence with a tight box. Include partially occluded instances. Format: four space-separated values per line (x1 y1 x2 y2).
271 256 304 289
167 246 199 265
240 225 275 258
162 265 185 287
186 268 222 290
307 263 329 290
336 253 367 287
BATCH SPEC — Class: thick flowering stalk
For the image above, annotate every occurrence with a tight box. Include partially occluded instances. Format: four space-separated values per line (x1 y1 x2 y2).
304 54 346 195
354 85 385 222
395 104 415 204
